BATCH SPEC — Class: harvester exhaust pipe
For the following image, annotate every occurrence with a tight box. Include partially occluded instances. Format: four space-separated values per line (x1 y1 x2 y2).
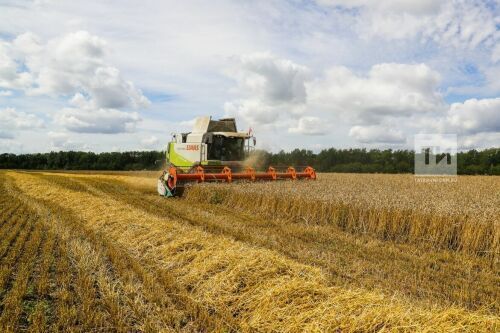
158 165 316 197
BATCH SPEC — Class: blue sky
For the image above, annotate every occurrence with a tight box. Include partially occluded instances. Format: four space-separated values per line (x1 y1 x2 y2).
0 0 499 153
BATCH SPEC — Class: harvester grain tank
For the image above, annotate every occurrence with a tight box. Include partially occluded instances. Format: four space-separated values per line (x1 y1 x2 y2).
158 116 316 196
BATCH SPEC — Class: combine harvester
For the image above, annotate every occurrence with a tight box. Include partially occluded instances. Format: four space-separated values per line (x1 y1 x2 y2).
158 116 316 197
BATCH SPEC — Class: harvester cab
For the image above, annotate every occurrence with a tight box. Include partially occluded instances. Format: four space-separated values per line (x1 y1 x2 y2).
158 116 316 197
166 116 253 169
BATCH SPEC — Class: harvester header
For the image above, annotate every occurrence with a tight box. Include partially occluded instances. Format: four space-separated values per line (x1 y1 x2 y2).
158 116 316 197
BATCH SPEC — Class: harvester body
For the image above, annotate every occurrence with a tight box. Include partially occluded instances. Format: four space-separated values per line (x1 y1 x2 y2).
158 116 316 197
166 116 251 168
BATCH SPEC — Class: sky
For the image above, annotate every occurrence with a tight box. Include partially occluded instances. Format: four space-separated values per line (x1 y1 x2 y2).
0 0 499 153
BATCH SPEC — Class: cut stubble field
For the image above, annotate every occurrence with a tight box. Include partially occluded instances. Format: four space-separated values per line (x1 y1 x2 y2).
0 170 498 332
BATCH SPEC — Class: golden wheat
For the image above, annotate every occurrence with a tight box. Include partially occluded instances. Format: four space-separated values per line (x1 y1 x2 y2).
39 171 500 311
184 173 500 259
0 173 210 332
0 170 497 332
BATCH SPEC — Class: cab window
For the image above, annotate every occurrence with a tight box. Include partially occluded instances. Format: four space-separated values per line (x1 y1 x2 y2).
207 136 244 161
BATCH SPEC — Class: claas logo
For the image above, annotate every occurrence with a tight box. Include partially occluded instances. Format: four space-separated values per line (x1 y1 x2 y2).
186 145 199 151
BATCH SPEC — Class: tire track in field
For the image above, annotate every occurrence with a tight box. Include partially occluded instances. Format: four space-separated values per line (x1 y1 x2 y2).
0 207 38 294
0 208 43 332
0 210 31 261
0 199 22 230
16 221 47 331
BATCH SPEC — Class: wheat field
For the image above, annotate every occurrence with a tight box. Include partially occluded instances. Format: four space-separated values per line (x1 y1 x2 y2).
0 170 498 332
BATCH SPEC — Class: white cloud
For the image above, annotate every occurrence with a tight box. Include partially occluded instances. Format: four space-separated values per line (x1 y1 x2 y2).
141 135 159 145
225 57 469 145
492 44 500 63
316 0 440 15
1 31 149 135
425 1 499 50
48 131 68 142
48 131 89 151
141 135 159 149
233 53 308 104
13 31 42 55
0 1 498 152
308 63 444 124
447 98 500 134
89 67 150 109
55 92 142 134
0 130 14 139
224 100 282 125
0 41 33 90
319 0 499 56
349 125 406 143
21 31 150 109
30 30 107 96
0 107 44 129
178 118 196 129
0 139 23 153
459 132 500 150
288 117 328 135
56 107 140 134
224 53 309 126
0 90 12 96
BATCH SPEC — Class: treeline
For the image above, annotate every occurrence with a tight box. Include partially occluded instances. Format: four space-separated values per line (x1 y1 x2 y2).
262 148 500 175
0 148 499 175
0 151 164 171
